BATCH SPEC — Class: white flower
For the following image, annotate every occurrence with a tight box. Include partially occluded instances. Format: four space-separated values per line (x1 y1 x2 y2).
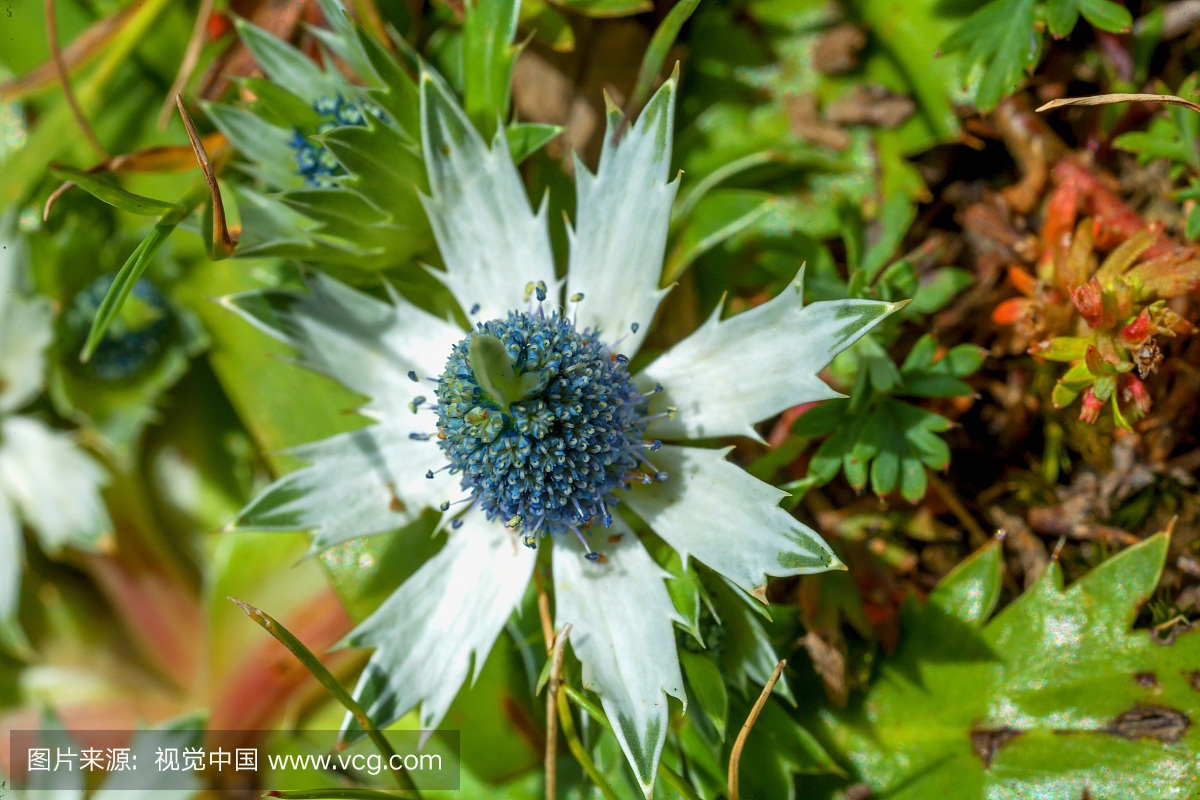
0 217 110 624
223 69 900 795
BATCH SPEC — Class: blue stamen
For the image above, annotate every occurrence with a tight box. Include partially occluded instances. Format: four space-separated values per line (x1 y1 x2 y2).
408 371 419 382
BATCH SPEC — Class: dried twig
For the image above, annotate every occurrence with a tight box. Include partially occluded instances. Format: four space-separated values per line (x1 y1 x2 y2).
46 0 107 159
176 95 237 258
728 659 786 800
545 623 572 800
1037 93 1200 115
158 0 215 129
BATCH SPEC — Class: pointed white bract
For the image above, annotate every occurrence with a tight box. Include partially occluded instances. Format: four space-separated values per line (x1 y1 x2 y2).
419 71 556 320
0 417 110 552
340 513 535 744
566 81 678 356
0 492 20 620
233 423 457 551
637 266 899 442
622 445 839 602
553 518 685 796
0 233 53 414
221 271 462 420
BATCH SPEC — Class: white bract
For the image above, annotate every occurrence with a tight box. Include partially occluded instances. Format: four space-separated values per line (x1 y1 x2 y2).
225 68 899 795
0 222 110 624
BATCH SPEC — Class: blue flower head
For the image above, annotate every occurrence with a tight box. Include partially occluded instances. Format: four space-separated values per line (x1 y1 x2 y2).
433 299 667 555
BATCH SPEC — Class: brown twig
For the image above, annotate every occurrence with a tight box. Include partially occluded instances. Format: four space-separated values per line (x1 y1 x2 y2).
545 623 572 800
46 0 107 159
728 659 786 800
1037 93 1200 115
158 0 215 129
175 95 237 257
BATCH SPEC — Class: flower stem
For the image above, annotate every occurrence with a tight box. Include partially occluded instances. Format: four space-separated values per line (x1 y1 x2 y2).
545 623 572 800
556 687 619 800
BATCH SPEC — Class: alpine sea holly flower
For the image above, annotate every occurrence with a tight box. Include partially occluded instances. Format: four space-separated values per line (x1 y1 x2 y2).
223 69 900 794
0 218 110 625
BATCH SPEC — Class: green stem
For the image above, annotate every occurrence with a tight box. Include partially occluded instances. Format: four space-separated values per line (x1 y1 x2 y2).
556 689 620 800
228 598 421 797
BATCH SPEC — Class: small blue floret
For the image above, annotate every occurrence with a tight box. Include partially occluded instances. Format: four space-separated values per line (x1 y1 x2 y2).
290 95 376 187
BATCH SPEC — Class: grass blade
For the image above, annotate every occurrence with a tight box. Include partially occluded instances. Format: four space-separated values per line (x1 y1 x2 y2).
227 597 421 797
48 165 184 216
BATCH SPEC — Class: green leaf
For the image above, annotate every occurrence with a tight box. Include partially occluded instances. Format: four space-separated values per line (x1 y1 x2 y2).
518 0 575 52
80 195 199 363
1188 204 1200 241
506 122 564 164
226 598 419 792
629 0 698 115
679 650 729 740
664 190 774 282
233 15 339 104
549 0 652 18
941 0 1039 112
48 166 184 216
908 267 973 314
822 533 1200 799
463 0 520 138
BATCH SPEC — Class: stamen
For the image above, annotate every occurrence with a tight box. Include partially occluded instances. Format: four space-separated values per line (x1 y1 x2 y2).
407 370 419 382
570 293 584 303
614 354 629 365
409 396 426 413
573 527 600 561
631 322 639 333
535 281 547 302
470 303 481 315
409 432 432 441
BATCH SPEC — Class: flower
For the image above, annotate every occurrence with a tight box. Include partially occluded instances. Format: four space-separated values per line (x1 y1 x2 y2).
223 69 899 795
0 216 110 627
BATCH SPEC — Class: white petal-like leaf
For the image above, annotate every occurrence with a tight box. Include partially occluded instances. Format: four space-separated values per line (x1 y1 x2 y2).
553 518 685 796
0 492 20 621
566 79 679 356
232 422 458 552
622 445 840 602
637 266 900 441
220 271 462 420
419 69 557 320
340 513 535 744
0 230 53 414
0 416 109 552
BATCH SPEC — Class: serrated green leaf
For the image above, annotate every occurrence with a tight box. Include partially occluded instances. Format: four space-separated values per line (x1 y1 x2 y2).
49 166 184 216
822 534 1198 799
941 0 1039 111
233 15 339 104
